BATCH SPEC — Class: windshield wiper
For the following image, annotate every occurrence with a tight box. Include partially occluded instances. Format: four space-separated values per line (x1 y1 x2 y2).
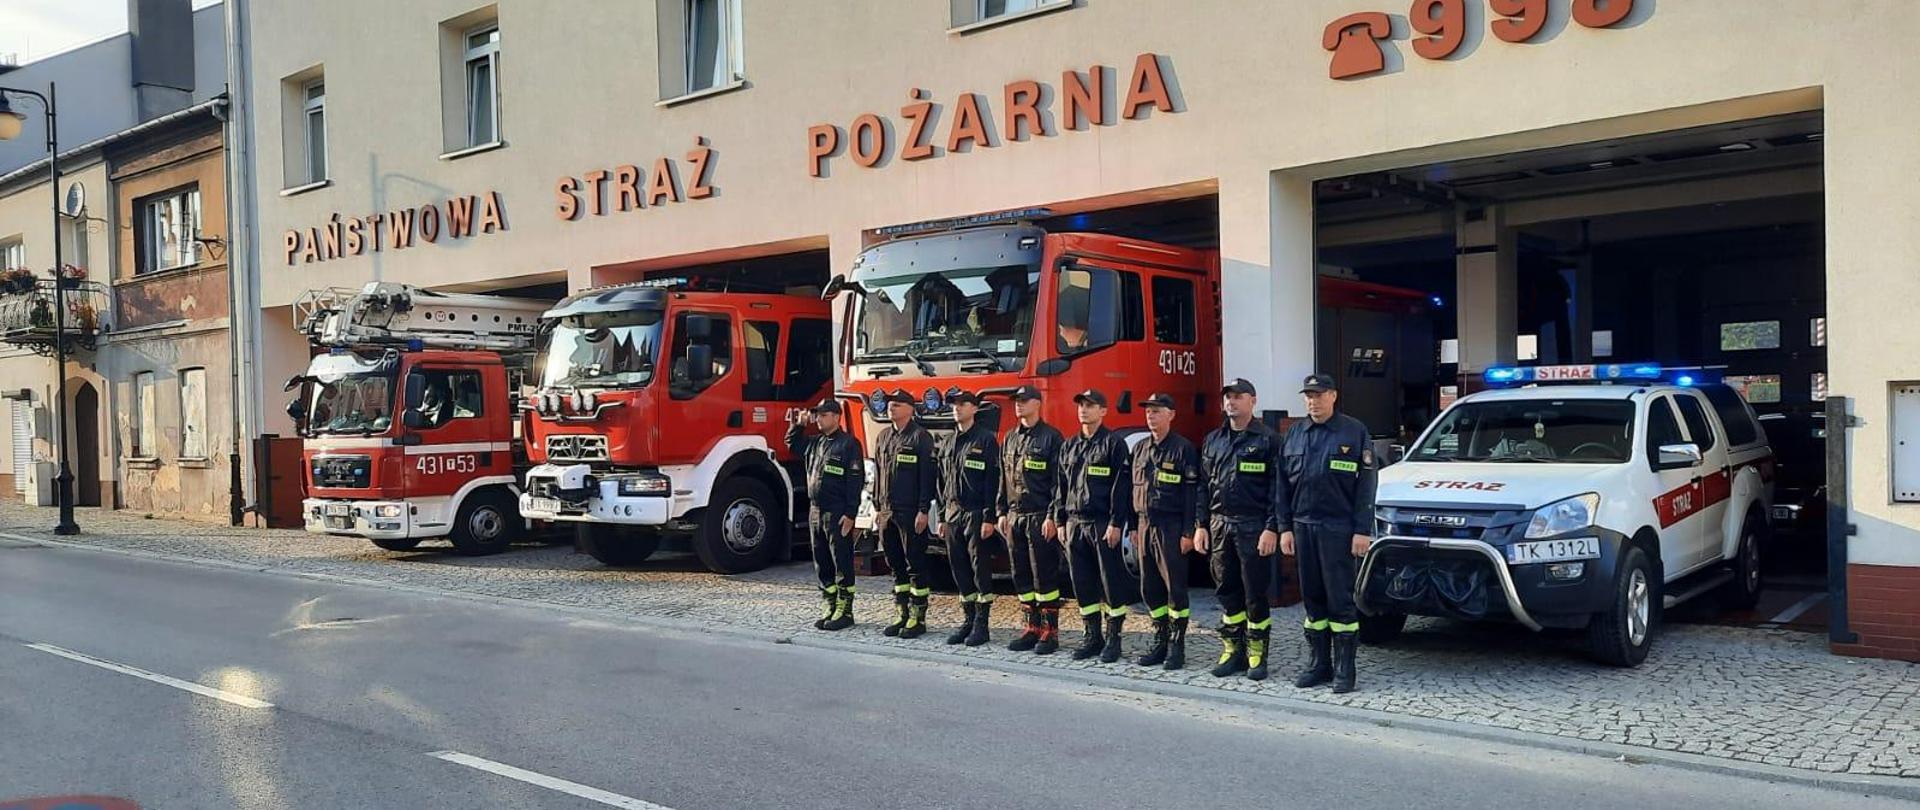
855 346 936 375
928 344 1002 372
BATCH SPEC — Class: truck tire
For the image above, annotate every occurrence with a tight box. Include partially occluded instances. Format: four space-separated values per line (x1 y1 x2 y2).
1588 545 1656 667
694 477 783 574
448 490 518 556
1358 612 1407 645
370 537 421 552
1720 519 1764 610
577 524 659 567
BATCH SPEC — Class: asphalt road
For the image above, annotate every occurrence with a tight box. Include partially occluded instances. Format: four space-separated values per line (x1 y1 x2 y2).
0 535 1904 810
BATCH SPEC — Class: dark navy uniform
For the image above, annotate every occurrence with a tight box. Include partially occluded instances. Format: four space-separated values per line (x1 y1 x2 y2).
938 409 999 644
1196 409 1286 677
1279 374 1378 692
996 391 1066 653
786 400 865 630
1053 396 1134 662
873 400 938 636
1129 409 1199 669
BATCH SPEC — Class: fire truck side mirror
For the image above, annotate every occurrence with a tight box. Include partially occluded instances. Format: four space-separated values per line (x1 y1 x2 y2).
685 314 714 342
402 409 427 430
686 344 715 385
285 398 304 424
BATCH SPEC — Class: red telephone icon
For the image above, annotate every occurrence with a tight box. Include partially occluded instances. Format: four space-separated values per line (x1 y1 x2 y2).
1324 12 1393 80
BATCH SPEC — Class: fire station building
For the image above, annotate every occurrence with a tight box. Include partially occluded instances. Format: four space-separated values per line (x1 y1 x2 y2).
237 0 1919 660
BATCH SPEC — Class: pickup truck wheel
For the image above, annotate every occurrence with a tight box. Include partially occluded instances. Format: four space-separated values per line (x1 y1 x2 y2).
1587 546 1655 667
577 524 659 567
370 537 421 552
448 491 518 556
694 477 783 574
1358 612 1407 645
1720 521 1764 610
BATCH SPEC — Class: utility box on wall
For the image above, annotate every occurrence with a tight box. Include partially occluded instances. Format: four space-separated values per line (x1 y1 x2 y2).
22 461 54 506
1892 384 1920 502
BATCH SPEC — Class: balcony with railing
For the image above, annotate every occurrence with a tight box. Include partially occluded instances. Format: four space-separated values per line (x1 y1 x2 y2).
0 273 110 354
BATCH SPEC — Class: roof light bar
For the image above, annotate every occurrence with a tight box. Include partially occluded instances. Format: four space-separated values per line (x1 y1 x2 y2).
1483 363 1664 385
875 207 1053 237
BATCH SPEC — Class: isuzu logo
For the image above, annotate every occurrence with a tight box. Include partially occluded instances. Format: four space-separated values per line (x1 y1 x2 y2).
1412 513 1470 528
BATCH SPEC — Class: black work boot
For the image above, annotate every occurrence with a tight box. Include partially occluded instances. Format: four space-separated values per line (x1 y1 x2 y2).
1294 628 1333 688
1246 626 1271 682
1164 617 1188 670
1210 626 1248 678
884 592 910 637
822 589 855 631
900 597 929 639
947 601 977 645
1099 615 1126 664
1331 632 1358 694
1070 612 1105 660
965 601 992 647
1034 606 1061 656
1136 618 1170 667
1007 602 1041 652
814 588 836 630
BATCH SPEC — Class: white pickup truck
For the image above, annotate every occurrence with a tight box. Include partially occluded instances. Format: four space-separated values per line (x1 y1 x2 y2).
1359 365 1773 666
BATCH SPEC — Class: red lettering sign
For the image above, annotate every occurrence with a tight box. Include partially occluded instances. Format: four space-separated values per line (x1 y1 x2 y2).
1326 0 1637 80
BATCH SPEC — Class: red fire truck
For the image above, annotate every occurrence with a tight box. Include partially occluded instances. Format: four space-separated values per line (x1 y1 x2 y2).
517 283 836 573
287 282 551 555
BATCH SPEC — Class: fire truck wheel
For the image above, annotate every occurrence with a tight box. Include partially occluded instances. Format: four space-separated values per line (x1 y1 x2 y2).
370 537 421 552
1587 545 1655 667
577 524 659 566
1357 612 1407 645
1719 517 1764 611
694 477 783 574
448 490 518 556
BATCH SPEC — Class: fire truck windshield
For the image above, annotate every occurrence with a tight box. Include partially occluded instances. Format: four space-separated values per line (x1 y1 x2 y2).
304 351 397 435
851 263 1038 372
541 310 665 389
1410 399 1635 464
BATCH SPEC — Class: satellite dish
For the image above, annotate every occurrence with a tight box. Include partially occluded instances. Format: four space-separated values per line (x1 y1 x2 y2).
63 182 85 218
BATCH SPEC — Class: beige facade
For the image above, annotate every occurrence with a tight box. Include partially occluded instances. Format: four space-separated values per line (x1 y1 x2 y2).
243 0 1920 656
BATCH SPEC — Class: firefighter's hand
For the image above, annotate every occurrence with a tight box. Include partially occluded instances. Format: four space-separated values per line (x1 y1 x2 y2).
998 515 1012 537
1179 535 1195 555
914 512 929 534
980 520 995 540
1193 527 1211 554
1351 534 1372 558
1280 531 1296 557
875 510 891 529
1104 525 1121 548
1257 529 1279 557
838 516 854 536
1041 519 1057 540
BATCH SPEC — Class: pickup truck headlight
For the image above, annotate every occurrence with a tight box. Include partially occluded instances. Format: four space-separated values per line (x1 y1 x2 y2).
617 473 671 497
1525 493 1600 539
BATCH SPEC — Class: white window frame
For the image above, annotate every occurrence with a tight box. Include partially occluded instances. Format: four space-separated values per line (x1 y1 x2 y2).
684 0 743 95
980 0 1048 19
179 367 207 460
0 239 23 271
131 371 157 459
463 24 501 148
303 79 328 184
138 186 201 274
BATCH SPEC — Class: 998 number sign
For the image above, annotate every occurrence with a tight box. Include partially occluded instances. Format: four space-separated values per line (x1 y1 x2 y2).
1325 0 1635 80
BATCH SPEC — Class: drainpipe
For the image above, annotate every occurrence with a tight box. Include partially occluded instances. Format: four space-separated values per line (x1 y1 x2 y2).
220 0 261 525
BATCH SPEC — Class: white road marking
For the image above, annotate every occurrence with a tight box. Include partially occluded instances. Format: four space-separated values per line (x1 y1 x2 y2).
22 642 275 709
427 750 674 809
1767 591 1826 625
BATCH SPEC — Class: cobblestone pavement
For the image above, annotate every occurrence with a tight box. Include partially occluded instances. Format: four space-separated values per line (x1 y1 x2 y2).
6 504 1918 779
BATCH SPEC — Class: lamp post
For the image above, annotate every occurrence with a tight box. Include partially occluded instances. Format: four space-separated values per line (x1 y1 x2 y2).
0 82 80 536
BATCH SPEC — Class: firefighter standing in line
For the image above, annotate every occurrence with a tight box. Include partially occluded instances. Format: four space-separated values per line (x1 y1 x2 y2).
1054 389 1135 663
1193 378 1286 680
786 398 865 631
938 389 1000 647
1129 393 1200 670
1278 373 1377 694
873 389 938 639
997 385 1066 655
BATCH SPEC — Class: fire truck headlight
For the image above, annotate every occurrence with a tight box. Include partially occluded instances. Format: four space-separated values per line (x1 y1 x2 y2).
374 504 404 518
1524 493 1600 539
583 390 599 411
570 390 585 412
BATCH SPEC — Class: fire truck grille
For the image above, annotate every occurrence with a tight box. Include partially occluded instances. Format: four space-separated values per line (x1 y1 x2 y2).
312 455 372 489
545 434 609 462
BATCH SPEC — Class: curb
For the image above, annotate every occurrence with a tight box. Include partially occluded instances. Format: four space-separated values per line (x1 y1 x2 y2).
8 529 1919 802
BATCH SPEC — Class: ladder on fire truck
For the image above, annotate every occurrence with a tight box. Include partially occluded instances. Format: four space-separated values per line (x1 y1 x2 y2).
293 281 550 353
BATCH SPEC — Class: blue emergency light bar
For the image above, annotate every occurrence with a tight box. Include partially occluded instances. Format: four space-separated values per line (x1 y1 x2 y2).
1484 363 1665 385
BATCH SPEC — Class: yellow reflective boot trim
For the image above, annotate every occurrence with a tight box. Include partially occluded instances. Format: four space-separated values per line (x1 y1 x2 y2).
1247 639 1267 668
1330 621 1361 633
822 584 838 595
1104 605 1129 618
1147 605 1171 619
959 592 978 603
1217 638 1240 664
910 587 932 598
1247 617 1273 631
1036 590 1061 603
894 584 911 594
977 595 995 605
1018 592 1038 604
841 586 855 595
1304 618 1331 631
1221 612 1247 627
1170 608 1192 619
1079 603 1106 616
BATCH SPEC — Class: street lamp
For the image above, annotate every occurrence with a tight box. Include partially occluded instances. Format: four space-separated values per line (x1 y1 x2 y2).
0 83 80 536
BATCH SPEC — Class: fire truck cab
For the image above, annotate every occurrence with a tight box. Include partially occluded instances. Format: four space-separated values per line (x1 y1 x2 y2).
287 282 550 555
519 284 835 573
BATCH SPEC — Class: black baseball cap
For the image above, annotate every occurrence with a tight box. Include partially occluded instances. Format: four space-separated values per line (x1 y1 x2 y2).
1141 392 1177 410
884 389 916 405
947 389 981 406
1300 373 1338 393
1222 378 1258 396
1072 389 1108 407
809 398 842 414
1010 385 1043 402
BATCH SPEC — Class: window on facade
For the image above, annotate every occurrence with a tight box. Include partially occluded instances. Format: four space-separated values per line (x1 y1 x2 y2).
406 369 483 429
742 320 780 402
1674 394 1718 452
464 25 501 147
982 0 1047 18
669 311 734 398
179 367 207 459
784 318 833 401
132 372 158 458
136 186 201 274
1150 276 1197 345
686 0 743 94
303 80 328 183
1719 320 1781 351
0 239 23 272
